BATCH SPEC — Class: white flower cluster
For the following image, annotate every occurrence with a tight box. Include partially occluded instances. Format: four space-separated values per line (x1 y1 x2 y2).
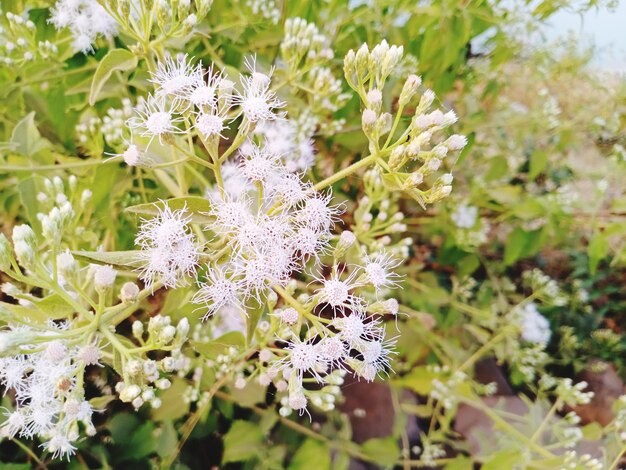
49 0 117 53
126 55 284 151
241 119 316 173
451 203 478 229
1 12 57 66
0 324 99 460
517 302 551 345
135 205 200 289
76 99 134 151
195 147 340 316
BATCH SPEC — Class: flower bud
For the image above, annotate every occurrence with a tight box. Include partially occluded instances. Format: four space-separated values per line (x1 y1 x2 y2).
361 109 377 134
404 172 424 189
418 89 435 111
57 250 76 279
132 320 144 340
376 112 392 135
388 145 407 171
159 325 176 344
399 74 422 106
334 230 356 259
120 282 140 303
366 89 382 113
94 265 117 293
176 317 190 341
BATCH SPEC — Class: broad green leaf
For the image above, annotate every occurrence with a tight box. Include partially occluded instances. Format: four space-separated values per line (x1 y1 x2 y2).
124 197 213 224
222 420 264 463
228 379 267 407
89 49 137 105
72 250 143 268
288 440 330 470
152 378 191 421
119 421 157 461
10 112 50 158
155 421 179 459
360 437 400 467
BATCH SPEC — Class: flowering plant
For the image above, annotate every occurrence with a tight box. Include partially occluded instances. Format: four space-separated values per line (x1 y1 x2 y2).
1 0 625 469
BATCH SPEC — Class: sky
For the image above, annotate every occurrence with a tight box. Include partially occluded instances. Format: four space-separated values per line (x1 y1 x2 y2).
543 2 626 72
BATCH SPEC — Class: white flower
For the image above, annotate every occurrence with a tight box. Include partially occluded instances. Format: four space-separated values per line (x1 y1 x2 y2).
195 111 227 138
451 204 478 229
127 95 184 143
316 270 363 311
281 337 327 383
50 0 117 53
149 54 203 101
93 264 117 291
362 252 402 293
239 143 284 184
518 302 551 345
193 267 243 319
237 59 285 124
135 205 200 289
332 310 383 349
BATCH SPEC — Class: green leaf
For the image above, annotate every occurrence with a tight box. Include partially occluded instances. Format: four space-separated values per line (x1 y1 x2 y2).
504 227 528 266
222 420 264 463
89 49 137 105
72 250 143 268
152 378 191 421
395 365 438 395
120 421 157 461
246 293 266 345
155 421 179 459
360 437 399 467
588 233 609 274
124 197 213 224
10 112 50 157
528 150 548 180
192 331 245 359
482 450 523 470
288 440 330 470
444 456 473 470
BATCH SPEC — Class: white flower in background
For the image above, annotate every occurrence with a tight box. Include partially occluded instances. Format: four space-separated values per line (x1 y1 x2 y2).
451 204 478 229
49 0 117 53
135 205 200 289
518 302 551 345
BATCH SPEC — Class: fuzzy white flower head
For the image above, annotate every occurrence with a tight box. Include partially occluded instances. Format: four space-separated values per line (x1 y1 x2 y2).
238 58 285 124
451 204 478 229
149 54 203 100
518 302 551 345
282 337 326 382
134 205 200 289
94 264 117 292
363 252 402 293
195 111 227 138
127 95 184 143
193 267 243 319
